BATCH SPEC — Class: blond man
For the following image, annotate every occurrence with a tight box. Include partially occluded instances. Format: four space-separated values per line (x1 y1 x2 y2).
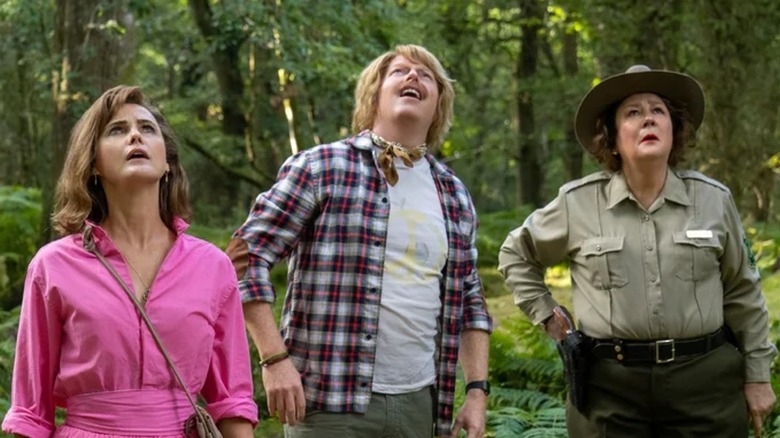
228 45 492 438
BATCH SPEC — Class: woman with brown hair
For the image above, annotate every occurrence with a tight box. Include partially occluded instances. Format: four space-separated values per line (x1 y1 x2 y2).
2 86 257 437
499 65 776 437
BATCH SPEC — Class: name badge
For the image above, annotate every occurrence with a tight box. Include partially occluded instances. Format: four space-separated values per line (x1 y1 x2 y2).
686 230 713 239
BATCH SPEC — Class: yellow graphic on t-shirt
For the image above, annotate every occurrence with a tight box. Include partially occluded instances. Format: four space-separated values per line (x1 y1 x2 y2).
385 209 447 285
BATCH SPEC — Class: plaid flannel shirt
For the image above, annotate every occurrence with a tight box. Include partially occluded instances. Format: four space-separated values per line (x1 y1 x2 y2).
233 131 493 436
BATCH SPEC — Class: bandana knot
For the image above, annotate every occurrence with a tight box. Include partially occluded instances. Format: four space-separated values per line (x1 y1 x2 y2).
371 132 427 186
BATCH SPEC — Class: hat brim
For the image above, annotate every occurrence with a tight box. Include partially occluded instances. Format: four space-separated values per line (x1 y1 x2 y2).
574 70 705 151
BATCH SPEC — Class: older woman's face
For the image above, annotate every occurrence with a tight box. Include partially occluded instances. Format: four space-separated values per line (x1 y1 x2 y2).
614 93 673 169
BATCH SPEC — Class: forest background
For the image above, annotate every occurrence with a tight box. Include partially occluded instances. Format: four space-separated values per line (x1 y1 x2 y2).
2 0 780 436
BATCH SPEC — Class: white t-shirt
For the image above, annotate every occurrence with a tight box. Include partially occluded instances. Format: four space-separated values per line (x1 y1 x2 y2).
372 156 447 394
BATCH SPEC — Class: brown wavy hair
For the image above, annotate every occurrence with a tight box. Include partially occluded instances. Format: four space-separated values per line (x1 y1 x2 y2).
589 96 697 172
351 44 455 151
52 85 191 236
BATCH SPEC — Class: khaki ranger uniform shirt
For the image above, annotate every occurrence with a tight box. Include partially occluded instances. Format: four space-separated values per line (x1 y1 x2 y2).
498 168 777 382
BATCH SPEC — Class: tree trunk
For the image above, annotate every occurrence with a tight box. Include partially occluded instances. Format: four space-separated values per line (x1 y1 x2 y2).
562 15 583 181
13 37 38 187
696 0 758 209
516 0 544 207
41 0 133 244
588 0 682 74
188 0 246 138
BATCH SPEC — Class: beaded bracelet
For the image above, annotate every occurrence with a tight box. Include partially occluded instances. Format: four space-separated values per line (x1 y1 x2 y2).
259 351 290 368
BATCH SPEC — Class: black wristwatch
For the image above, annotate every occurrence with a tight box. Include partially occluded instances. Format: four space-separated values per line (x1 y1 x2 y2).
465 380 490 396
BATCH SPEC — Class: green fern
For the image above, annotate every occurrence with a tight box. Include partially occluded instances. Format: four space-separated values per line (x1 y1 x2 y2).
486 406 567 438
486 407 530 437
528 407 567 429
490 387 563 411
490 315 565 395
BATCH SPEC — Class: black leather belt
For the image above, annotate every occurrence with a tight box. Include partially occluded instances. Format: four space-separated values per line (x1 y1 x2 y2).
590 328 727 364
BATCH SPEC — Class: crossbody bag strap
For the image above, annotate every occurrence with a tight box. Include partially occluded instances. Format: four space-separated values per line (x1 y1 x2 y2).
81 225 208 424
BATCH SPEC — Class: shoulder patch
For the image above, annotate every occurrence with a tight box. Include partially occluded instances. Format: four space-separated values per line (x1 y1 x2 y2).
561 171 612 193
675 170 730 192
743 236 757 270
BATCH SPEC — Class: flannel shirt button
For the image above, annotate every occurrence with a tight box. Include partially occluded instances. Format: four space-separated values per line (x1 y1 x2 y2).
369 287 377 293
382 197 388 203
365 334 372 341
374 241 381 247
361 382 368 387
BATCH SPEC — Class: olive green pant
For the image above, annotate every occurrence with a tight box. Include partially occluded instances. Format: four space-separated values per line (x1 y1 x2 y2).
566 344 748 438
284 385 436 438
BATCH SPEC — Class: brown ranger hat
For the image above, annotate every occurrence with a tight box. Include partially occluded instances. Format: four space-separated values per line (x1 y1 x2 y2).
574 64 705 151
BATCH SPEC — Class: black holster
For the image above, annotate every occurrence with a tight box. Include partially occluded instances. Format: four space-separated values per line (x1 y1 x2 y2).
556 330 591 413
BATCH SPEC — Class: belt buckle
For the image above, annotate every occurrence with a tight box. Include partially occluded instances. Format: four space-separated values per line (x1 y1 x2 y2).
655 339 675 363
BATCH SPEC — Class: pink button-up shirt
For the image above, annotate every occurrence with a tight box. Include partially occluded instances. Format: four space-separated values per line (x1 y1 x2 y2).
2 219 257 437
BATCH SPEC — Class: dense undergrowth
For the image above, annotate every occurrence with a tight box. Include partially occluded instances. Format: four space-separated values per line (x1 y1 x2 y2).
1 188 780 436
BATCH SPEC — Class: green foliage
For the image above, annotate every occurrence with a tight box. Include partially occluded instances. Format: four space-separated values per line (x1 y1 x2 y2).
477 312 567 438
2 0 780 432
480 267 509 298
0 186 42 309
491 388 563 412
475 206 541 298
2 215 780 436
0 307 19 417
486 406 568 438
477 207 536 268
490 316 563 394
4 0 780 229
187 224 235 250
0 0 56 187
764 272 780 303
764 319 780 437
746 223 780 274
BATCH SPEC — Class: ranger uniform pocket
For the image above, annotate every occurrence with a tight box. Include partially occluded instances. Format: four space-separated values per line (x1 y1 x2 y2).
672 231 722 282
580 236 628 290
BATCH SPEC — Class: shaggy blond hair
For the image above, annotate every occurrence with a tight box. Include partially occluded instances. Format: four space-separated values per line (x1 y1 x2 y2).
351 44 455 150
52 85 191 235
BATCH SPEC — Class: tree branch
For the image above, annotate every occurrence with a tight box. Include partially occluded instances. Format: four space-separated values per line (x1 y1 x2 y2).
183 137 270 189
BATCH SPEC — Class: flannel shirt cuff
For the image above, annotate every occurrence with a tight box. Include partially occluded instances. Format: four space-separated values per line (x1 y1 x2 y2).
462 311 494 333
238 277 276 304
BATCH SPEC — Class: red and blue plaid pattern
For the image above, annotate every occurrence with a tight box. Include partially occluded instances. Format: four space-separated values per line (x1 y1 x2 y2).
234 131 492 436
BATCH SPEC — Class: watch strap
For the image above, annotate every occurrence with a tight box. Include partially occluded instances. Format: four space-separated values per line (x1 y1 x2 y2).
465 380 490 395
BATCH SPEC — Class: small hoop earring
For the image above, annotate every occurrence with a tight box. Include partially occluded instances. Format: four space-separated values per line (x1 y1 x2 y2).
93 175 98 185
165 172 169 183
611 150 618 156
